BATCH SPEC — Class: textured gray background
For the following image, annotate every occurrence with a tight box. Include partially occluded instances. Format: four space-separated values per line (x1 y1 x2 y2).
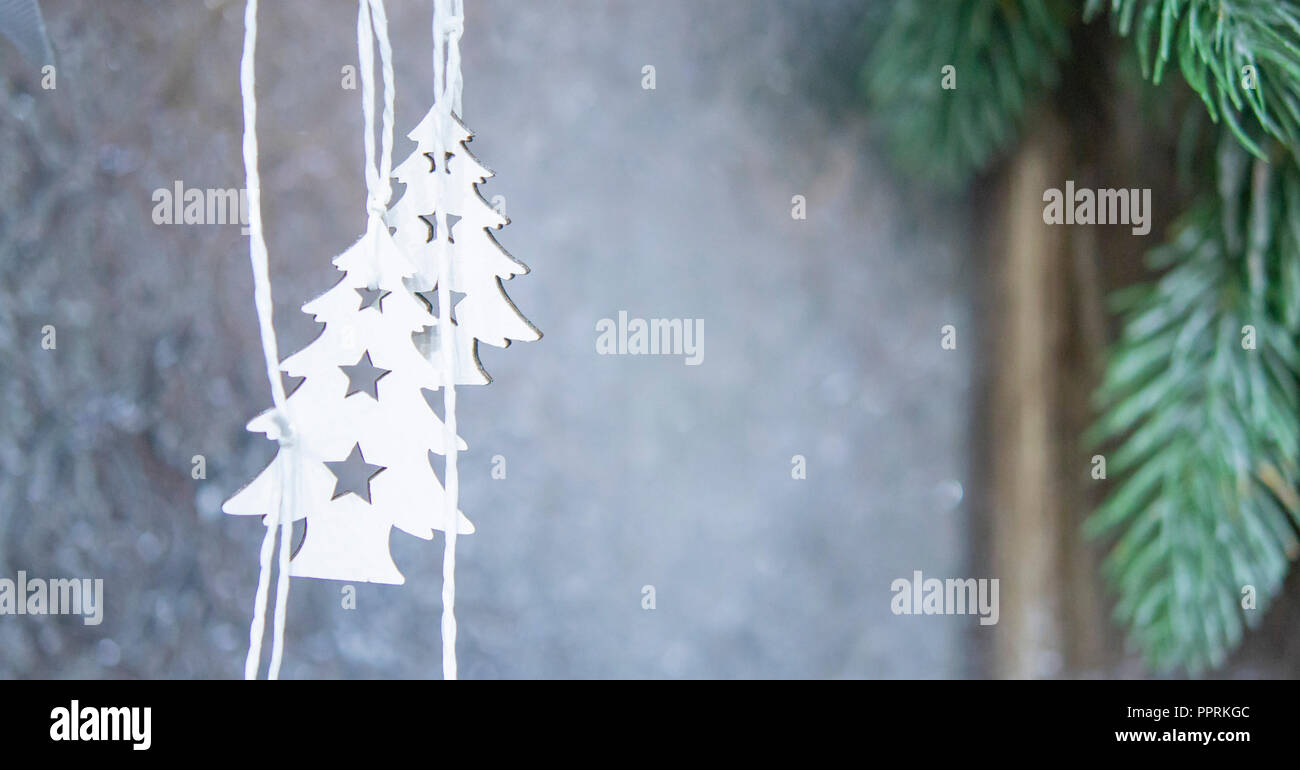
0 0 973 678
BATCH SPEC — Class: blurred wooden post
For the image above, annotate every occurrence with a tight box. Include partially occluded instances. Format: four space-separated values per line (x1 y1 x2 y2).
988 115 1069 678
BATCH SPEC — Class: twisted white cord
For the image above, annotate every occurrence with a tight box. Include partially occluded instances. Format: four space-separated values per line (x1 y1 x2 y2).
433 0 464 681
244 487 277 680
358 0 395 218
266 444 295 679
239 0 287 416
240 0 297 681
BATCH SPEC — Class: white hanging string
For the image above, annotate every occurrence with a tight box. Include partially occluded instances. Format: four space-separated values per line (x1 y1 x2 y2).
265 437 296 679
243 464 279 680
240 0 298 681
433 0 465 681
359 0 396 221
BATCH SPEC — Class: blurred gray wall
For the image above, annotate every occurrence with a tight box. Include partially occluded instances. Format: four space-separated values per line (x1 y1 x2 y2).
0 0 973 678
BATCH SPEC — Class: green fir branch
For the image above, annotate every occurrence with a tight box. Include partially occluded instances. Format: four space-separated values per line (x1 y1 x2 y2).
1088 141 1300 674
864 0 1073 188
1086 0 1300 159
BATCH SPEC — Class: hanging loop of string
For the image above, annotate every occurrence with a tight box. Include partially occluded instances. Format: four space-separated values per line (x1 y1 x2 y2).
358 0 395 221
432 0 464 681
434 0 465 116
240 0 298 681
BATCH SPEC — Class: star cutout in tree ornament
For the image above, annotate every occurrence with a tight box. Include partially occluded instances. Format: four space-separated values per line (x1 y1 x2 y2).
281 371 305 398
340 350 391 399
355 286 390 311
414 211 463 244
416 289 467 325
324 443 386 504
418 213 437 243
427 150 453 173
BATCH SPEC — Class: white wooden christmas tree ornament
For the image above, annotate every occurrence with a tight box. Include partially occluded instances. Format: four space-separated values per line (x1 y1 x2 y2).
223 222 474 586
382 0 540 680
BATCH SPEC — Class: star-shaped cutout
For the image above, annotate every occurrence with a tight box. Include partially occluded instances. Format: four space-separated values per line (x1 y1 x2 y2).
281 371 305 398
340 350 390 400
416 289 467 325
418 213 436 243
423 150 455 174
416 211 463 243
324 443 386 504
356 286 390 311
